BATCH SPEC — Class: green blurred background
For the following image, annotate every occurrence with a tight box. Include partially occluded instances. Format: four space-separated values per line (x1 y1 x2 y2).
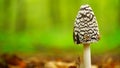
0 0 120 55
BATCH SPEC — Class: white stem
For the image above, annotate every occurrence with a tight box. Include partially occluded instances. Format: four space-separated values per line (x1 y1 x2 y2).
83 44 91 68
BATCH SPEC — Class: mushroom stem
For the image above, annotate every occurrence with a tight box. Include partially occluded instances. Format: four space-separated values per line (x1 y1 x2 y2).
83 44 91 68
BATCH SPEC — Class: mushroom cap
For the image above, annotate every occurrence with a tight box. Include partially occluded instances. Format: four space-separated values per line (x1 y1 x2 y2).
73 4 100 44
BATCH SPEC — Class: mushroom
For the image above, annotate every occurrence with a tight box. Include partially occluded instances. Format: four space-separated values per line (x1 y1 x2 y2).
73 4 100 68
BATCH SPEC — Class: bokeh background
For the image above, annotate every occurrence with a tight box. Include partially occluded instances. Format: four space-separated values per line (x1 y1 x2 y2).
0 0 120 60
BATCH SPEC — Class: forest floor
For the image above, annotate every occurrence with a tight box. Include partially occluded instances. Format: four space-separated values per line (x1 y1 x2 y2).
0 52 120 68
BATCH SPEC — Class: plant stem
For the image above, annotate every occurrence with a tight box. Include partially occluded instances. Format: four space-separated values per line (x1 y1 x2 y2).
83 44 91 68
